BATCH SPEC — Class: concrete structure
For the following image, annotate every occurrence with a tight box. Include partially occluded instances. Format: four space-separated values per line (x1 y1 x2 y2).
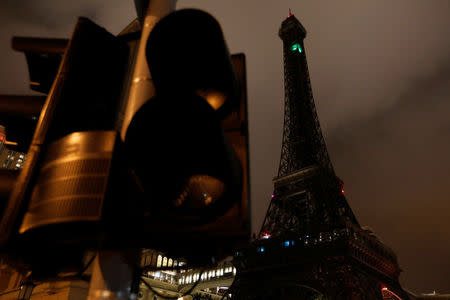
0 249 235 300
0 281 89 300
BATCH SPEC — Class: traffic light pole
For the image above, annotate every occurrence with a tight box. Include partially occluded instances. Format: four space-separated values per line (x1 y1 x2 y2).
120 0 177 141
87 250 140 300
89 1 176 299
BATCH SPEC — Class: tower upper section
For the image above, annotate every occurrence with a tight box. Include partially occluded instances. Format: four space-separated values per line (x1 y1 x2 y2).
279 13 307 41
276 14 334 178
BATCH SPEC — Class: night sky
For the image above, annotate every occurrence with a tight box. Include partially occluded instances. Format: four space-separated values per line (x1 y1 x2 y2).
1 0 449 294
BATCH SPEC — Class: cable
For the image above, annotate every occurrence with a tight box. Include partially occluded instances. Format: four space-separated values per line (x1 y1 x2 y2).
57 251 97 282
178 269 204 296
219 276 238 300
140 269 205 300
140 277 179 300
76 252 96 277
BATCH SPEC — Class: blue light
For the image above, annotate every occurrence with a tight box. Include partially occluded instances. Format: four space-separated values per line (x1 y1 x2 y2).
284 241 290 247
257 246 265 253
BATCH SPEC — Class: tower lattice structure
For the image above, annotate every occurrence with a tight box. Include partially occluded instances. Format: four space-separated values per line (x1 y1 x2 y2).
231 13 408 300
259 12 357 238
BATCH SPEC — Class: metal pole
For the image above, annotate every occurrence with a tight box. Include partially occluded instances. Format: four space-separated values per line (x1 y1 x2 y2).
0 95 46 117
89 1 177 299
11 37 68 54
87 250 140 300
120 0 177 140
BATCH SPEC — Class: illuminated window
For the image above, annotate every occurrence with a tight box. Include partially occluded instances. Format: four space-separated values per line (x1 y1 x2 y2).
157 255 162 268
162 257 167 267
168 258 173 267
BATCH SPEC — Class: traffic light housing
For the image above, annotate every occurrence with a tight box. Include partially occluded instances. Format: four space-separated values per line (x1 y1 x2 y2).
144 9 240 118
0 17 130 277
0 9 250 273
125 9 250 262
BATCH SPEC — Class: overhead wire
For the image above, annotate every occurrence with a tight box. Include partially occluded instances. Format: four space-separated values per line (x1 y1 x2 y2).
140 268 205 300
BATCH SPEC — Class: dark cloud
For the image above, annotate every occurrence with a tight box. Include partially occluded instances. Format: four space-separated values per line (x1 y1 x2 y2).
0 0 135 94
0 0 133 33
1 0 97 30
327 60 450 292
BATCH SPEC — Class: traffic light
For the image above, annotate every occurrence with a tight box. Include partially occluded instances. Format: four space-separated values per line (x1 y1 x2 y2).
0 8 250 274
144 9 240 118
0 17 130 277
11 37 67 94
125 9 250 262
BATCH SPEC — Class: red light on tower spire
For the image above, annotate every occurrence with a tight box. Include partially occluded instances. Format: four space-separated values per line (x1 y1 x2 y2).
287 8 293 18
339 178 345 195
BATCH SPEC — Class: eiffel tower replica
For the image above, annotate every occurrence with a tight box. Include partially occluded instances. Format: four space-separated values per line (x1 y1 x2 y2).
231 12 409 300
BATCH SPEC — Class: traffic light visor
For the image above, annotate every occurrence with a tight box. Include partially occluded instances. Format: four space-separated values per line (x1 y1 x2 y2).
146 9 240 119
